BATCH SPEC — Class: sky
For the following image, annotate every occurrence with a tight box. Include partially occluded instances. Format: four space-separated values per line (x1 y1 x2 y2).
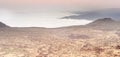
0 0 120 28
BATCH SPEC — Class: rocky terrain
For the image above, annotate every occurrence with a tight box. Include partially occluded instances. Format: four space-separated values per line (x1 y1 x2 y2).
0 18 120 57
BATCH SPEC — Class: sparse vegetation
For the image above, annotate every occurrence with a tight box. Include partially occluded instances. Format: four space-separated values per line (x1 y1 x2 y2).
0 18 120 57
68 34 90 39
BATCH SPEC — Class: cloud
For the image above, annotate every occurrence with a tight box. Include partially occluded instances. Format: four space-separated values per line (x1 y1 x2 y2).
62 8 120 20
0 8 92 28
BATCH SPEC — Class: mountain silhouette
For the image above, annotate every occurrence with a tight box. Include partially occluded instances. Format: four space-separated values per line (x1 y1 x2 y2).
0 22 9 27
62 8 120 20
86 18 120 30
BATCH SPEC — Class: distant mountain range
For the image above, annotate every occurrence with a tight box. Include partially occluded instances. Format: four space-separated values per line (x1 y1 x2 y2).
62 8 120 20
0 18 120 30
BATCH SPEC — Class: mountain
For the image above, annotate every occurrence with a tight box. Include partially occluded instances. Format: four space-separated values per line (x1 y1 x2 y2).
87 18 116 26
62 8 120 20
0 22 9 27
86 18 120 30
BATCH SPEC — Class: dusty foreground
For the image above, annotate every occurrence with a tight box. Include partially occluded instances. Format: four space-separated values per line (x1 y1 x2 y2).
0 27 120 57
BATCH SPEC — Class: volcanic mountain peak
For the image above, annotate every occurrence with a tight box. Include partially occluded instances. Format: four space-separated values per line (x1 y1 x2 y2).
85 18 120 30
93 18 115 22
87 18 116 26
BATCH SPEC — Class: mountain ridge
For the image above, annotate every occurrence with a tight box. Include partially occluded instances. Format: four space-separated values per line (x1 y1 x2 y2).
85 18 120 30
0 22 10 28
0 18 120 30
62 8 120 20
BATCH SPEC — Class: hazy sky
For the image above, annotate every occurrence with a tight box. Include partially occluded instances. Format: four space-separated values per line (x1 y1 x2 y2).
0 0 120 28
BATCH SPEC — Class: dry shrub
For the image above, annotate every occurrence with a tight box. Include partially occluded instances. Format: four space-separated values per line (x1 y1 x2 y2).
106 50 114 56
94 47 104 54
116 45 120 49
80 43 93 51
68 34 90 39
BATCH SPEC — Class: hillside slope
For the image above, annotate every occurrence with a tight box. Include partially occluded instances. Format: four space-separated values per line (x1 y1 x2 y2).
0 18 120 57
